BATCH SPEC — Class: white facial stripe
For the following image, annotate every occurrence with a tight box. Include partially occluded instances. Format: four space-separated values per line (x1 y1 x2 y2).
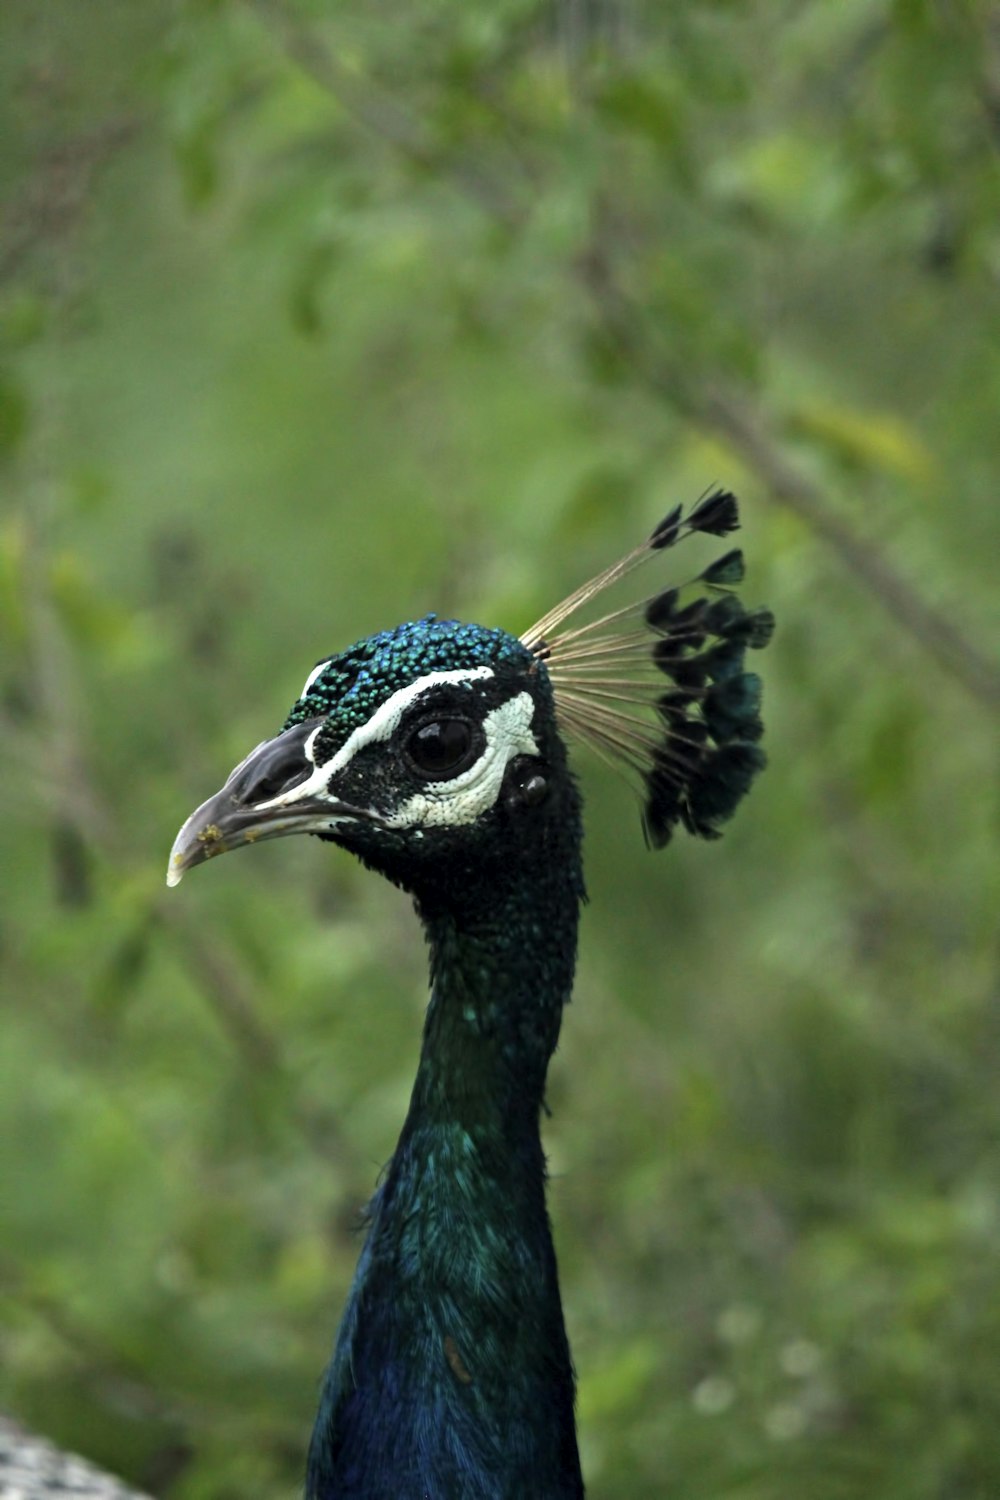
301 658 332 699
323 666 495 777
258 666 496 812
387 691 538 830
304 721 324 765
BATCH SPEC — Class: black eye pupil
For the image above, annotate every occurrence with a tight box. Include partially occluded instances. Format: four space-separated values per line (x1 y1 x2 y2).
408 719 474 777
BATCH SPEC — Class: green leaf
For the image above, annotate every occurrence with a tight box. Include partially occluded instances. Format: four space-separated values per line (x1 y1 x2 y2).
0 367 29 459
596 74 682 150
173 117 220 207
0 294 47 351
288 236 341 337
787 400 935 484
577 1339 659 1425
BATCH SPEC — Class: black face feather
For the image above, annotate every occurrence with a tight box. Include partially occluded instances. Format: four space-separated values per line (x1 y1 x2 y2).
520 488 773 850
662 653 709 690
746 608 776 649
703 672 763 744
649 503 684 550
699 548 745 587
701 593 746 636
687 487 741 537
643 587 680 629
646 592 706 632
681 741 768 839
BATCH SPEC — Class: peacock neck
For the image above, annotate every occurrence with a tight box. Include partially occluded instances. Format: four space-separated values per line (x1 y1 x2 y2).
307 822 587 1498
407 857 581 1134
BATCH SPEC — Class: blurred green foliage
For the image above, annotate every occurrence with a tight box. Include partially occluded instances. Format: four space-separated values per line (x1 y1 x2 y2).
1 2 999 1497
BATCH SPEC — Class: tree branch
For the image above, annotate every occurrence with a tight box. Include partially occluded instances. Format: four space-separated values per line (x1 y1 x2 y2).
577 240 1000 713
246 0 528 227
700 383 1000 709
0 116 141 289
242 5 1000 713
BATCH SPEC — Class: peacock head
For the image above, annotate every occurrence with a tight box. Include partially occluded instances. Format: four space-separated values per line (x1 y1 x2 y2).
167 616 572 900
167 490 773 898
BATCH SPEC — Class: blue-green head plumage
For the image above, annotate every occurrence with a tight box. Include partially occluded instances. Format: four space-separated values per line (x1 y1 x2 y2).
285 616 536 736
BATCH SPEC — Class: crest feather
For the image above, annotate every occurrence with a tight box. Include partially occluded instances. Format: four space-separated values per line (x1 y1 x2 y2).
520 489 772 848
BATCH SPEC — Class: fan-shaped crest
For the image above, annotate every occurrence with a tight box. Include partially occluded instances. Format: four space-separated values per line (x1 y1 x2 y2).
520 489 773 847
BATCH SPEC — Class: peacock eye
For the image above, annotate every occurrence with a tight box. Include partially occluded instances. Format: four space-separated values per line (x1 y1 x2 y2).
405 718 479 780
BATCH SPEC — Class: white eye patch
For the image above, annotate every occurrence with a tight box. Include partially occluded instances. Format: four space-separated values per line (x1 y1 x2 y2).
253 666 539 831
256 667 496 813
387 691 539 830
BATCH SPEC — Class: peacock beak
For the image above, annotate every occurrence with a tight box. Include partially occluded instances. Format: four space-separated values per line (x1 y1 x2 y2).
166 719 377 887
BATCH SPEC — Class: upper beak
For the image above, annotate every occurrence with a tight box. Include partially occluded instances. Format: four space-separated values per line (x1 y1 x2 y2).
166 718 377 887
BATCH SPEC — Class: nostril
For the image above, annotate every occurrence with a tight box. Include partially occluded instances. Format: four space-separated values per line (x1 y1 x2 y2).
246 769 306 803
239 741 311 805
222 717 324 808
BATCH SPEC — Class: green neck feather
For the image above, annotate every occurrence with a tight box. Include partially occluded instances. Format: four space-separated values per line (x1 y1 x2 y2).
308 777 587 1498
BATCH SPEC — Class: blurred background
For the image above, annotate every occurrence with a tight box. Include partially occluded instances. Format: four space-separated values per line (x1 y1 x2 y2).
1 3 999 1497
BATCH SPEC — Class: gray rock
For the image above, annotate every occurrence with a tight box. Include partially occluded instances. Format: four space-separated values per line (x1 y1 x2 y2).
0 1418 151 1499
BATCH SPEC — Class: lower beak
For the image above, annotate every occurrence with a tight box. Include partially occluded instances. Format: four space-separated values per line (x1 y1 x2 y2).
166 723 377 887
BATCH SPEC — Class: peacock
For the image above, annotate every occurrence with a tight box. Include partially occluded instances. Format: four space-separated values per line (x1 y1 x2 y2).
3 494 770 1499
2 494 770 1498
162 488 772 1498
